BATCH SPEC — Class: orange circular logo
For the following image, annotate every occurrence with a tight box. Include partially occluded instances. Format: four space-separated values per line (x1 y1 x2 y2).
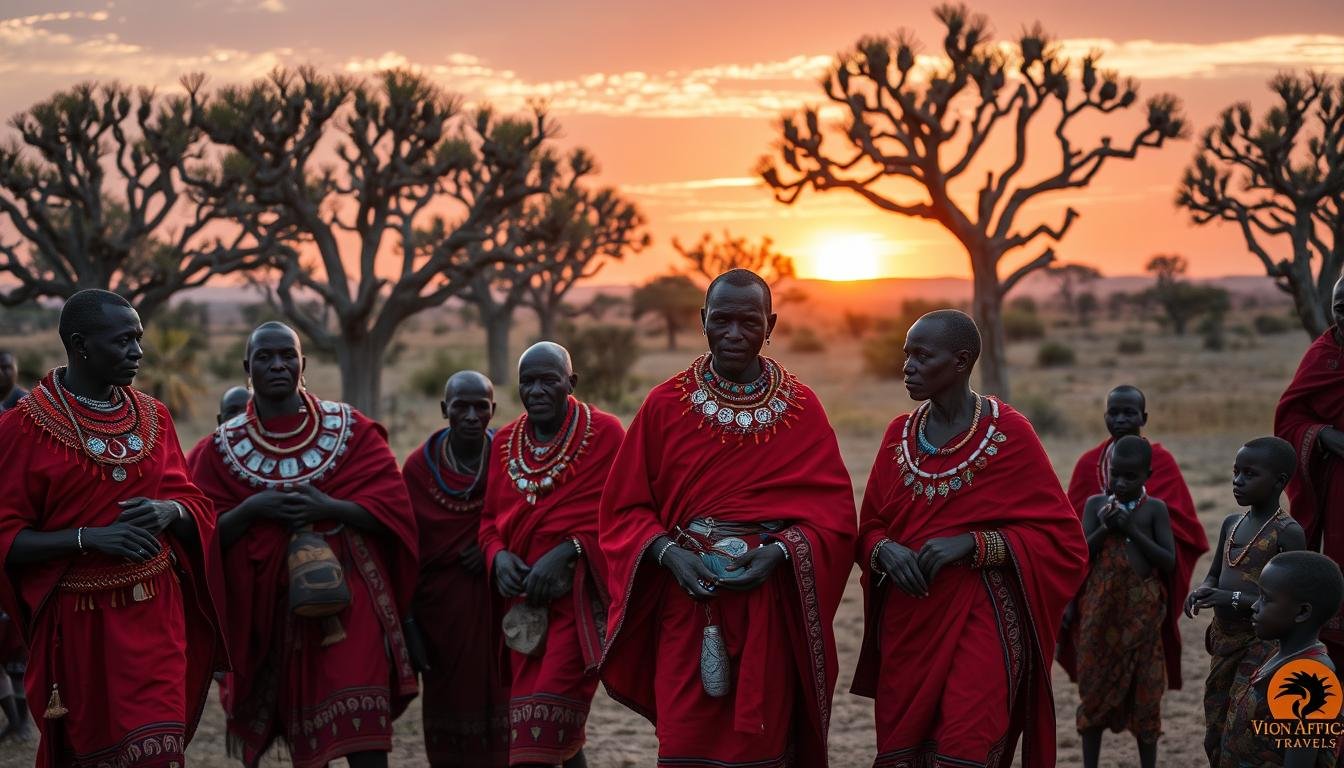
1268 658 1343 721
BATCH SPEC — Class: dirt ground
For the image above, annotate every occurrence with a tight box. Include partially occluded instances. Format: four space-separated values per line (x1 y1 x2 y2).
0 315 1311 767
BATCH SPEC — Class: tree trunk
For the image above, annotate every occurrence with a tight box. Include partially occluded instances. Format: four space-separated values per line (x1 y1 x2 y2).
485 308 514 387
665 316 678 351
1287 227 1330 338
336 336 385 419
536 304 558 341
970 258 1010 400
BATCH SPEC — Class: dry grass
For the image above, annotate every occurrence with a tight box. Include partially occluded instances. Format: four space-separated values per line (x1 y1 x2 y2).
0 318 1313 767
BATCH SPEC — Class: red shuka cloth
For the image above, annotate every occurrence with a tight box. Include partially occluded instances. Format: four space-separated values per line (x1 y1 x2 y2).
1274 328 1344 646
852 401 1087 768
479 401 623 766
0 385 225 767
1060 438 1209 690
598 371 857 767
403 429 508 767
188 402 419 766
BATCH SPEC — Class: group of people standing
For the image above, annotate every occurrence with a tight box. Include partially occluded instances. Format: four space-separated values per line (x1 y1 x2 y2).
0 270 1342 768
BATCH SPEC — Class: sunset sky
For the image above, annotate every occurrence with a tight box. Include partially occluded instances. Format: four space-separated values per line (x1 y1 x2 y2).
2 0 1342 284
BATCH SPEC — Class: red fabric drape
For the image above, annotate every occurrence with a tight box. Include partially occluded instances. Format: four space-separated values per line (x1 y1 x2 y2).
188 403 419 763
1274 328 1344 645
598 373 856 767
0 389 225 767
1060 438 1209 689
852 402 1087 768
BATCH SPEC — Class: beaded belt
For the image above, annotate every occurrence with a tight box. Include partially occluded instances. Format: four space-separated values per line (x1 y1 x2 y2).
683 518 785 539
59 546 171 593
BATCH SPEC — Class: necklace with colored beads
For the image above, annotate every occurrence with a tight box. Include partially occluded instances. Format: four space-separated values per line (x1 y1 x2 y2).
244 390 322 456
895 397 1007 502
215 394 354 488
506 399 592 504
1225 508 1286 568
431 427 489 500
681 354 801 441
915 393 984 456
21 368 161 482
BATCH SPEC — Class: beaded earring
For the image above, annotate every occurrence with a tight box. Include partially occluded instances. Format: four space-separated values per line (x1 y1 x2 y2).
245 376 252 392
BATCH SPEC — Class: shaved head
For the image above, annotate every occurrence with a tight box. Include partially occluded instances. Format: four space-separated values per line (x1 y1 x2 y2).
706 268 772 315
444 370 493 402
217 385 251 424
518 341 573 377
1111 434 1153 468
1108 384 1147 411
246 321 301 356
913 309 981 365
58 289 134 353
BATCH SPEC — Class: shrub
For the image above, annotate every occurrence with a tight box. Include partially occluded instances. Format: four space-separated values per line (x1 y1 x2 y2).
789 327 826 353
1116 336 1144 355
842 311 874 339
1014 392 1069 436
862 329 906 379
1253 313 1294 335
1036 341 1076 367
558 322 639 408
408 349 478 399
1004 307 1046 341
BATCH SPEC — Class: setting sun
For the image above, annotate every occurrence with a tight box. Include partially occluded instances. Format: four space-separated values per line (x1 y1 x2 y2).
808 233 885 281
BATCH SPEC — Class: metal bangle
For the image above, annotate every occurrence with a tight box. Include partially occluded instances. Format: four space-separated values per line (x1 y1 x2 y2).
1232 590 1242 611
870 538 891 573
773 540 790 560
656 539 677 566
571 536 583 558
76 526 84 554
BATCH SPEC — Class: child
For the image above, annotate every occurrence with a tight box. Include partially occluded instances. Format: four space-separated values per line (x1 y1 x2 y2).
1221 550 1343 767
1188 436 1308 766
1076 435 1176 768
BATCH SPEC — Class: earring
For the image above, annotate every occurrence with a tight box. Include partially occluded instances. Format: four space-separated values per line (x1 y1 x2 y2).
765 337 771 346
246 376 252 392
300 374 307 390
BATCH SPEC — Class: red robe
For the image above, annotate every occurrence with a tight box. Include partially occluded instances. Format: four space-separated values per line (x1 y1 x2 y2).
0 375 225 767
188 399 419 768
479 399 622 767
403 428 508 767
1060 438 1209 689
853 400 1087 768
599 363 856 767
1274 328 1344 653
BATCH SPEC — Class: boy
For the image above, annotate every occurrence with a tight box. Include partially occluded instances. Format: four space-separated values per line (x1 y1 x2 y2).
1188 436 1308 765
1076 435 1176 768
1221 550 1343 767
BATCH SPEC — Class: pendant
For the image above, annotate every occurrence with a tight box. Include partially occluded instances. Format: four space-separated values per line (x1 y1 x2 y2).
86 437 107 456
126 434 144 452
111 466 127 482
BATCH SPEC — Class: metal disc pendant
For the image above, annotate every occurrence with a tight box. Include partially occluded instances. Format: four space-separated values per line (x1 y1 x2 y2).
126 434 144 452
111 466 128 482
86 437 107 456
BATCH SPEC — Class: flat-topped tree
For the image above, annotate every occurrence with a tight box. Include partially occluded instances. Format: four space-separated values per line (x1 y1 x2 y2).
759 4 1186 397
186 67 558 417
1177 73 1344 338
673 231 795 287
0 83 274 320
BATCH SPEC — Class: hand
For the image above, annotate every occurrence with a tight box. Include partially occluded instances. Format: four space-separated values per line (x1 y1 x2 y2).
876 540 928 598
1105 505 1135 534
1190 587 1234 614
522 542 577 606
917 534 976 585
1185 585 1214 618
658 543 719 601
238 490 302 526
284 485 341 522
718 543 786 592
493 551 531 598
83 523 162 563
1320 428 1344 458
116 498 181 535
459 543 486 576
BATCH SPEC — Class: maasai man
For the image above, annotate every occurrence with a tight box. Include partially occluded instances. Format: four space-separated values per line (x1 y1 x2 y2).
853 309 1087 767
188 322 419 768
0 289 225 766
0 347 30 742
600 269 857 767
185 387 252 467
1061 385 1208 692
1275 276 1344 665
479 342 623 768
0 349 28 411
404 370 508 767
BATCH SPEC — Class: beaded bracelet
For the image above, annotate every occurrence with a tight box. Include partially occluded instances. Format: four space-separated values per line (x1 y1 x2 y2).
972 530 1007 568
972 531 987 568
571 537 584 558
869 538 892 574
773 541 790 560
656 539 677 566
76 527 85 554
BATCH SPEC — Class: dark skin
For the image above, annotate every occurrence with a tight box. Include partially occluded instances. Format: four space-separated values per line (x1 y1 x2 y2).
1078 452 1173 768
1320 278 1344 457
1186 446 1307 620
216 385 251 425
441 371 495 575
646 281 788 601
5 304 193 568
0 352 16 403
873 316 980 598
1103 388 1147 440
1251 563 1334 768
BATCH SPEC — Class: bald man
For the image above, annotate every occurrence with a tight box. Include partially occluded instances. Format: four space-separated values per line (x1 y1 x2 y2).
403 371 507 767
478 342 625 768
217 386 251 425
188 321 419 768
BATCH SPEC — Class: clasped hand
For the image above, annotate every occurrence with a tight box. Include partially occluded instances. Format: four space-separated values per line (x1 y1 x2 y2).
245 486 340 529
82 497 180 562
495 542 577 606
659 541 787 601
877 533 976 598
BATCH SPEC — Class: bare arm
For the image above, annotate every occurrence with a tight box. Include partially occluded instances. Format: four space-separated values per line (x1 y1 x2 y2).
1081 497 1110 560
7 524 162 566
1126 500 1176 574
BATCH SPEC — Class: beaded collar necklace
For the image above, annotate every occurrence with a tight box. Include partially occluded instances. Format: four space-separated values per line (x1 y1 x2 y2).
1225 507 1288 568
893 396 1007 503
505 398 592 505
426 427 492 502
19 368 161 483
677 353 803 443
215 391 354 488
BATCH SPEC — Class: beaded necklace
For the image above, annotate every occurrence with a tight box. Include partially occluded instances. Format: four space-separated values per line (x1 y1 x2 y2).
894 397 1007 502
19 368 161 482
427 427 491 501
244 390 322 456
1225 507 1287 568
915 393 984 456
215 394 354 488
677 354 804 443
505 399 592 504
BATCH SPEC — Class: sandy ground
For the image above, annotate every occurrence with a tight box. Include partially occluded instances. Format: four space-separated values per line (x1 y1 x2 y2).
0 317 1310 766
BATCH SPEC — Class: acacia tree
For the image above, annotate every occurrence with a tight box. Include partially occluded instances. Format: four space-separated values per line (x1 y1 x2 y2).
1045 262 1102 320
759 4 1187 396
673 231 795 286
187 68 558 416
0 83 274 319
1177 73 1344 338
632 273 703 351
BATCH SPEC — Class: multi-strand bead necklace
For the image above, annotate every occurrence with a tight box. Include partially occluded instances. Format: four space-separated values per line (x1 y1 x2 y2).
20 368 160 482
425 428 491 512
1225 507 1288 568
505 399 592 505
894 395 1007 502
679 354 801 442
215 391 354 488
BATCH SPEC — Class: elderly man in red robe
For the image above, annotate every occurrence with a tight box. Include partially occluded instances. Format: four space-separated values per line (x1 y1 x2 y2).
1060 384 1209 691
600 269 857 768
479 341 624 768
1275 276 1344 664
404 370 508 767
853 309 1087 767
0 289 225 767
188 322 419 768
